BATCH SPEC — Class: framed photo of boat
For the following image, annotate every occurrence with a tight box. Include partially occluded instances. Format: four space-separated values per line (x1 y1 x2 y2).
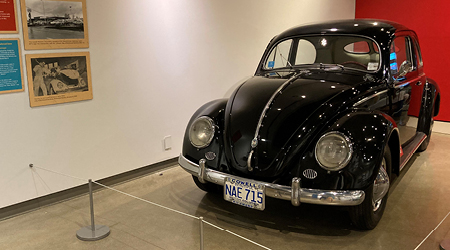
20 0 89 50
25 52 92 107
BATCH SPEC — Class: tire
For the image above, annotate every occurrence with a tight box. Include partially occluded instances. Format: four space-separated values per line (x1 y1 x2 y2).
192 176 221 193
349 145 392 230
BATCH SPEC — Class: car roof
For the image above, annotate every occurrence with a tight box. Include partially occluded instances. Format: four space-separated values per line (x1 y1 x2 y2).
271 19 412 45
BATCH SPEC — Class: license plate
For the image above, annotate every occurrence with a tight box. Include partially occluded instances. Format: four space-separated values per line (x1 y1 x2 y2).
224 177 265 210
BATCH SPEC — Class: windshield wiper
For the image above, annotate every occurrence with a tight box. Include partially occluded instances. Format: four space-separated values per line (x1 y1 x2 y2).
320 63 344 72
265 63 347 77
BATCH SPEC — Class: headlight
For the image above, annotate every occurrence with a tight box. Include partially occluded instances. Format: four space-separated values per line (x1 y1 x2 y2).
189 116 215 148
315 132 352 171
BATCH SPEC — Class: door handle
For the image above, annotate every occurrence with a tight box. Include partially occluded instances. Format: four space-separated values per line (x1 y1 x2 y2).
416 81 422 86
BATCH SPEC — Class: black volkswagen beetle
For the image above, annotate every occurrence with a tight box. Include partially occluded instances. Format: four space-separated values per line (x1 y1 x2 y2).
178 19 440 229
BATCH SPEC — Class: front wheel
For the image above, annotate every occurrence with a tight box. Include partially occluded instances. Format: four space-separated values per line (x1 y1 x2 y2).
349 145 392 230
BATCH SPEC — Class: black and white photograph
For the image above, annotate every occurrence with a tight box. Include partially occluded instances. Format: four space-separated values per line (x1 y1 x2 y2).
25 0 84 39
20 0 89 50
26 52 92 107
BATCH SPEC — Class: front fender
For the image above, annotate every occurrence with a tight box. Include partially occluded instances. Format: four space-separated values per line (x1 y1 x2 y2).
296 110 395 191
182 99 228 170
335 111 395 190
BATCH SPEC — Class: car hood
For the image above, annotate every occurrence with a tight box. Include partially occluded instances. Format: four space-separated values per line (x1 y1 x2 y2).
223 72 366 178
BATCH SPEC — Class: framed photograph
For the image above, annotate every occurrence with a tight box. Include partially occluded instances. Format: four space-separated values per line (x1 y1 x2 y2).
26 52 92 107
0 39 24 94
20 0 89 50
0 0 19 33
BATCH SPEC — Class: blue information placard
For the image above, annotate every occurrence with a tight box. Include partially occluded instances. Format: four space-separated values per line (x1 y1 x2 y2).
0 39 23 93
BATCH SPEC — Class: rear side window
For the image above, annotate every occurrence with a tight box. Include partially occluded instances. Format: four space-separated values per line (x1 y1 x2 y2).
344 41 370 54
373 42 379 53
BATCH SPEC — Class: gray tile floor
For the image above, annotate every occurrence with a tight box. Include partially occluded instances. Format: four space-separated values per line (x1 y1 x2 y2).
1 132 450 250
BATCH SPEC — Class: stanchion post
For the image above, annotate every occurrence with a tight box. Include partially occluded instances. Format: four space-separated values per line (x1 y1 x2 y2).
89 179 96 230
199 216 204 250
76 179 110 241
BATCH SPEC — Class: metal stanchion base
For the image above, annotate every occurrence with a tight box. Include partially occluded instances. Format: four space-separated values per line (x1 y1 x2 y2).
76 225 110 241
441 239 450 250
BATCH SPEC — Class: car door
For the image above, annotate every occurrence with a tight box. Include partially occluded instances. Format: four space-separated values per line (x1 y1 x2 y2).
388 33 424 146
408 35 427 119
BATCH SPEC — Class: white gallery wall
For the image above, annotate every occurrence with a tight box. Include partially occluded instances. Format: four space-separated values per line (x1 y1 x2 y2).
0 0 355 209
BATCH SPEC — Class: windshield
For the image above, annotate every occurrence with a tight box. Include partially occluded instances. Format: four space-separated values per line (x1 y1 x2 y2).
264 35 380 72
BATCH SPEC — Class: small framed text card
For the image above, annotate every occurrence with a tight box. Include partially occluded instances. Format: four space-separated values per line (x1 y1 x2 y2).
0 39 24 94
0 0 19 33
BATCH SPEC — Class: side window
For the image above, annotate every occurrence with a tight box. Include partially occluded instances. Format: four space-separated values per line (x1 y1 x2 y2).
413 39 423 68
390 36 413 78
265 39 293 69
344 41 370 54
372 42 379 53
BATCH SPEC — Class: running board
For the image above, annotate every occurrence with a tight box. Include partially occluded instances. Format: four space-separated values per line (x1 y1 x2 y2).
399 132 427 171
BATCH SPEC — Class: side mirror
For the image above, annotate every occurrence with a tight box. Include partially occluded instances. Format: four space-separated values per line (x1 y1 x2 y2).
397 61 413 77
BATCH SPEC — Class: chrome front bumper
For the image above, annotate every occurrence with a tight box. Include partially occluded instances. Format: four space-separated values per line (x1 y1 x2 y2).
178 154 365 206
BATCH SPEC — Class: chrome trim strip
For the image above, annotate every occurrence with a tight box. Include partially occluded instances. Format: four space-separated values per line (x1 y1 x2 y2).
354 82 410 108
252 72 302 143
178 154 365 206
394 82 410 89
247 72 302 170
400 132 427 171
353 89 388 107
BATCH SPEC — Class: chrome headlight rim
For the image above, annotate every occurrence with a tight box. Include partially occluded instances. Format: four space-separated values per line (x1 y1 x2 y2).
315 131 353 171
189 116 215 149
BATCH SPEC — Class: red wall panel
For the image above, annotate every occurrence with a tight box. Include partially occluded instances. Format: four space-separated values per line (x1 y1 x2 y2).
356 0 449 121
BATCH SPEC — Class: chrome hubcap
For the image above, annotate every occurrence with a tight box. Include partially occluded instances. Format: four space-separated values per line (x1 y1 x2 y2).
372 158 389 212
